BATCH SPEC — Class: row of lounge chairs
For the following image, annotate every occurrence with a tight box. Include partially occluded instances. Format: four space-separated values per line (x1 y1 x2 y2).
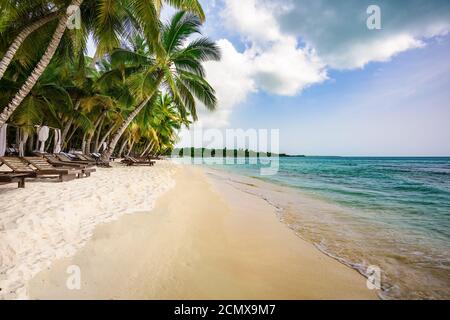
0 153 99 188
121 155 156 166
1 152 159 188
61 152 111 167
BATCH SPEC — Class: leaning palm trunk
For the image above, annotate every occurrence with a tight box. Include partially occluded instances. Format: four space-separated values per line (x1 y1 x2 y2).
61 100 81 144
140 141 153 157
0 0 84 127
81 132 87 154
118 139 128 158
65 124 79 149
61 118 74 145
0 11 60 80
85 111 106 153
126 141 135 156
94 115 105 152
101 97 152 162
98 125 116 151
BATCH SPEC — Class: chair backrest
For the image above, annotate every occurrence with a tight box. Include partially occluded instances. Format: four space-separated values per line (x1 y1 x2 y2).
23 157 56 171
66 153 78 160
0 157 35 173
75 154 86 160
56 153 72 162
82 154 93 160
43 154 60 163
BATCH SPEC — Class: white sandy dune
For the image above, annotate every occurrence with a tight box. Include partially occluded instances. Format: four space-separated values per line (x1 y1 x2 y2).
0 161 177 299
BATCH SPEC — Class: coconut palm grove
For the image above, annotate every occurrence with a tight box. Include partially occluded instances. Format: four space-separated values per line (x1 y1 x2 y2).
0 0 220 160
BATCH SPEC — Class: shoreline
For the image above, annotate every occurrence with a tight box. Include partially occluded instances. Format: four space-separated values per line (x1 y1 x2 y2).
202 166 386 297
27 164 378 299
200 163 450 300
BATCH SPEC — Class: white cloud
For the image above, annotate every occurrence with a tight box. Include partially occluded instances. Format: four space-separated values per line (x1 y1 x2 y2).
220 0 450 70
198 37 327 127
195 0 328 128
197 39 256 128
276 0 450 69
191 0 450 132
252 38 327 95
325 34 425 69
220 0 283 43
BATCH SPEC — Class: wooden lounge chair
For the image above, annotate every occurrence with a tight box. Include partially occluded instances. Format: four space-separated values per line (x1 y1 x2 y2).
62 153 111 168
146 155 163 160
83 153 111 168
73 154 97 164
91 152 102 160
0 173 30 188
56 153 92 166
41 154 96 177
22 157 84 178
0 157 78 182
132 155 153 162
5 147 18 156
123 156 155 166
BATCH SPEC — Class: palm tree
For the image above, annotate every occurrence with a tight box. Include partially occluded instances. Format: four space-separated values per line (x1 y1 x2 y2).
100 11 220 161
0 0 205 127
0 3 61 80
134 92 188 156
0 0 84 127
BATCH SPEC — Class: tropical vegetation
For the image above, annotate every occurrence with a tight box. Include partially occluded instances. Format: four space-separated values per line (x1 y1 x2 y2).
0 0 219 160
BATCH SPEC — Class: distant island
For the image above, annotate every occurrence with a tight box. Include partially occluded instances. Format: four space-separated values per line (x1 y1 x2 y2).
171 147 305 158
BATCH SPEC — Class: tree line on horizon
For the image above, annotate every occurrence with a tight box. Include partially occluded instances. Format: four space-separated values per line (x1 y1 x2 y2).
173 147 301 158
0 0 220 161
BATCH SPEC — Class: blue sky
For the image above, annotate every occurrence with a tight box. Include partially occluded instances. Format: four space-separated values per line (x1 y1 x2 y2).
91 0 450 156
229 37 450 156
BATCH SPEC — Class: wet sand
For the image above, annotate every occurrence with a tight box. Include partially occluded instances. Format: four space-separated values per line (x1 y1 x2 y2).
28 165 378 299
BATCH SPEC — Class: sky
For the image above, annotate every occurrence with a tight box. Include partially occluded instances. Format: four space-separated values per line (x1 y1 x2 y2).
88 0 450 156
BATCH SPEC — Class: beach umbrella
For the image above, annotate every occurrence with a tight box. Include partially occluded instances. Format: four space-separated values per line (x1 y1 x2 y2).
38 126 50 152
0 124 7 156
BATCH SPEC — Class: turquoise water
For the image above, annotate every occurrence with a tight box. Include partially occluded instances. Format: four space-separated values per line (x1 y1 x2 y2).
202 156 450 299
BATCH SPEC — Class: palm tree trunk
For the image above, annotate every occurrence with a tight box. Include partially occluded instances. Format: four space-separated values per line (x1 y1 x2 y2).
126 141 135 156
94 116 105 152
86 111 106 154
28 134 35 154
0 11 60 80
100 72 164 162
98 125 116 150
85 134 93 154
118 139 128 158
140 141 152 157
61 118 74 145
65 124 79 149
0 0 84 127
61 100 80 145
81 132 87 154
101 97 152 162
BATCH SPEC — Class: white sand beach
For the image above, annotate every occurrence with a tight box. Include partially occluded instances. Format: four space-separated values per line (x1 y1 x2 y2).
0 161 177 299
0 163 378 299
